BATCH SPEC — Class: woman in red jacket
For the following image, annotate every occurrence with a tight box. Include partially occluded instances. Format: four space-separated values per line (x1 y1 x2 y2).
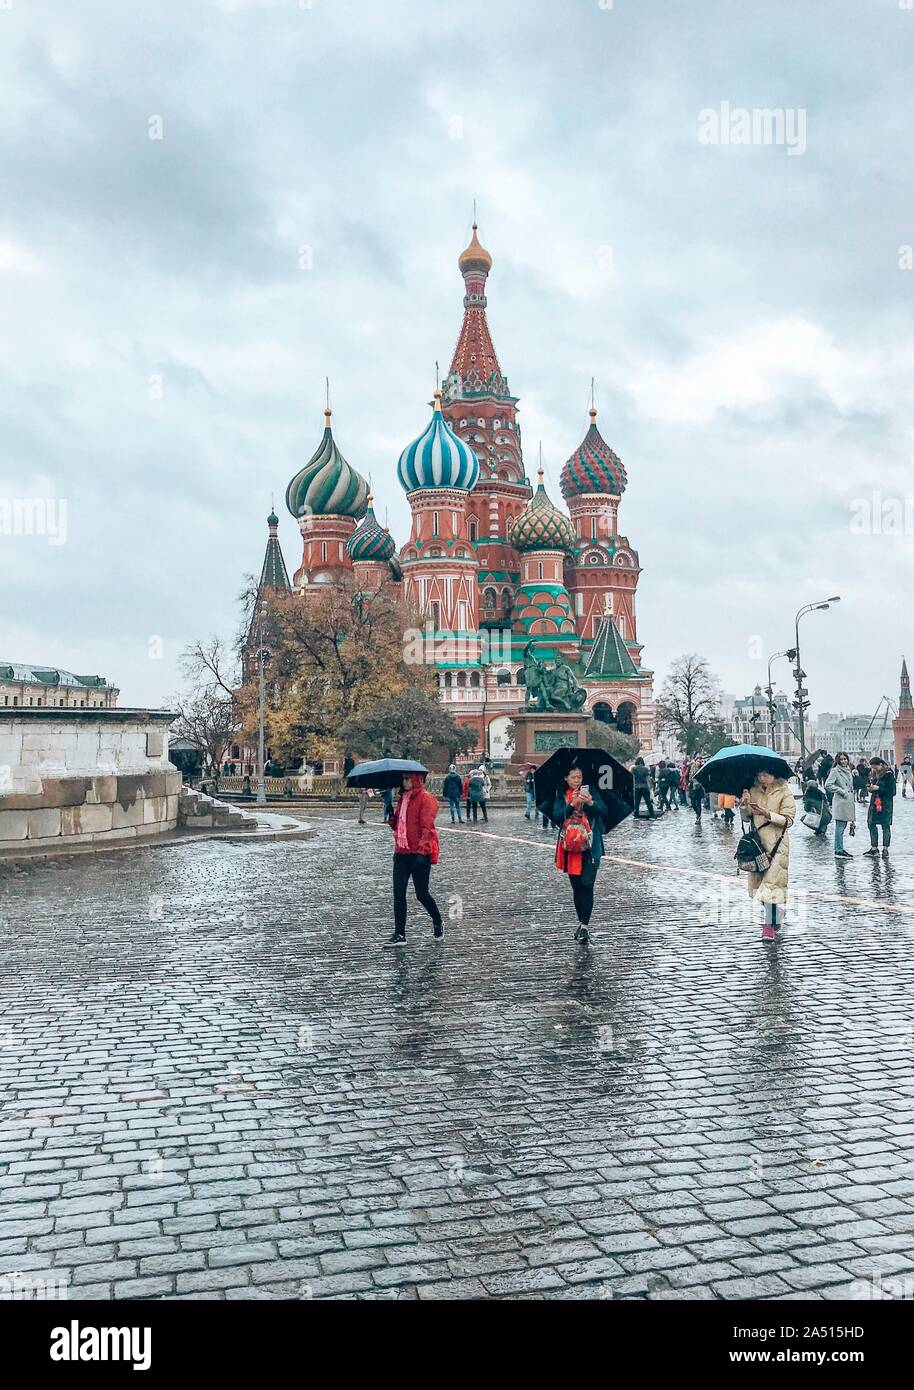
385 772 443 946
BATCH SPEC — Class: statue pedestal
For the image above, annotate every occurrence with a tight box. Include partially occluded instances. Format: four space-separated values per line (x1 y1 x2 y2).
508 710 590 769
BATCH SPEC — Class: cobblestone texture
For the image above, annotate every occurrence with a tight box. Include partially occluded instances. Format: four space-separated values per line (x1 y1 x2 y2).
2 798 914 1300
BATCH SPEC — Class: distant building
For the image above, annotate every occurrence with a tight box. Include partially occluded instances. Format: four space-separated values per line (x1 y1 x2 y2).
730 685 801 756
0 664 118 710
817 712 894 762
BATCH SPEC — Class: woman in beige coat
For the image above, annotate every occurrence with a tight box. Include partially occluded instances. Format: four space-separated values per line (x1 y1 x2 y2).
738 773 796 940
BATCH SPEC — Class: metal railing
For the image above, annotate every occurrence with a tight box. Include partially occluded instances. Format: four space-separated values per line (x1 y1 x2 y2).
194 772 529 801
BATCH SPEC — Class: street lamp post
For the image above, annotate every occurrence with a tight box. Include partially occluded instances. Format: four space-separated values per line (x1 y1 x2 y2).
256 618 266 806
793 598 840 768
765 648 797 751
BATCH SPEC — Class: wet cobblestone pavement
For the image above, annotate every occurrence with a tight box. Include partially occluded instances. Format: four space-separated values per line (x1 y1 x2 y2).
3 794 914 1301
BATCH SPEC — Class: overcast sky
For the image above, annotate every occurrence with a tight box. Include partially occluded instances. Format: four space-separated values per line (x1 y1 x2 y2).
2 0 912 721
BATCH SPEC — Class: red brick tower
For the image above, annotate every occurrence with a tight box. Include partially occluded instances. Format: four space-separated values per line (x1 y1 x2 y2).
440 223 532 630
893 658 914 762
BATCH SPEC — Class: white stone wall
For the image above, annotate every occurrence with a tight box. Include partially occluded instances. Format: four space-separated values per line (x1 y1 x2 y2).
0 715 172 793
0 711 179 853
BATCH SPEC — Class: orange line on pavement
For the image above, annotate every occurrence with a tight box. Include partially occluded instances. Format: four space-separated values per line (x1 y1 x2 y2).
349 818 914 917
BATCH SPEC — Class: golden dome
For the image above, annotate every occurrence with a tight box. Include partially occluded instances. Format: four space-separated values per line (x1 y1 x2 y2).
458 223 493 274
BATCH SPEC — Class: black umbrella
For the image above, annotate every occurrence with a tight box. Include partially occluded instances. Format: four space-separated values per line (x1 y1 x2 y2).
346 757 428 790
533 748 633 833
694 744 793 797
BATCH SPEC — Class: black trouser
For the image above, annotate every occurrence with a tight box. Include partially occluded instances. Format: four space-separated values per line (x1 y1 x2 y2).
570 874 595 925
868 810 892 849
689 788 704 818
393 853 441 934
634 787 655 817
470 800 488 822
658 784 673 811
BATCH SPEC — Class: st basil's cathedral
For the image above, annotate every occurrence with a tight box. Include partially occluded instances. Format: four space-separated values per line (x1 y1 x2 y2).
256 225 655 760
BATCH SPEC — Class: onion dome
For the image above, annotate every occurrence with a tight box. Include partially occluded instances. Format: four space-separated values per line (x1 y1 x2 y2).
267 509 279 527
560 404 627 500
347 494 396 563
286 408 369 519
397 391 480 493
458 222 493 275
510 467 575 552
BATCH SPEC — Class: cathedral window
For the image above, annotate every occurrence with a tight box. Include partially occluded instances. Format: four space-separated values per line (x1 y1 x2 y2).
456 672 467 688
444 672 453 688
321 541 327 562
433 510 439 536
496 669 511 687
468 520 478 542
470 671 480 688
537 561 544 580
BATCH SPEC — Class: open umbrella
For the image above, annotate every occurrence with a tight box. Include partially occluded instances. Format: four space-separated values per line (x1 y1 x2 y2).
533 748 633 833
346 757 428 790
694 744 792 796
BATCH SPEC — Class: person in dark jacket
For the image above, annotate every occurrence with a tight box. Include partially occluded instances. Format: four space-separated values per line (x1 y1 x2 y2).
854 758 869 803
632 757 657 818
864 757 896 857
385 772 442 945
545 767 609 945
523 766 536 819
688 759 706 819
441 765 464 824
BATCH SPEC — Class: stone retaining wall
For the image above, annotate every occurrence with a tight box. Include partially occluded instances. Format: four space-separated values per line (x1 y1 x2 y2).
0 708 179 853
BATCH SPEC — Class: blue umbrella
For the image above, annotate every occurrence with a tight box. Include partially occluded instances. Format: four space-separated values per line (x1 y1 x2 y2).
694 744 793 796
346 757 429 790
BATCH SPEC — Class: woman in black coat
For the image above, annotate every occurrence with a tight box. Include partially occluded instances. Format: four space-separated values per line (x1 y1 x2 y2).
543 767 609 945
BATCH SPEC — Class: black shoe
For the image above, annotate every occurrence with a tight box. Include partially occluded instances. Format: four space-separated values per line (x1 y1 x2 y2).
835 850 852 858
863 848 879 857
384 931 406 947
433 922 444 939
574 925 590 943
882 848 890 858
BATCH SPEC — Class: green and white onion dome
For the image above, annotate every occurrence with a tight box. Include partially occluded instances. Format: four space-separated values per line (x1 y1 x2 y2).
346 496 396 563
397 391 479 493
286 408 369 519
510 468 575 552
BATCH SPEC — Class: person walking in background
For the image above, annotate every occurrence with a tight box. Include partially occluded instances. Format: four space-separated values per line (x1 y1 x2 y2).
656 761 674 812
825 751 855 858
739 770 795 940
468 765 489 823
718 793 737 828
864 757 896 858
462 770 471 823
441 764 464 824
818 752 834 788
900 755 913 798
357 786 371 824
523 765 537 820
547 766 609 945
385 771 443 946
677 762 688 805
632 757 657 818
854 758 869 804
688 759 706 820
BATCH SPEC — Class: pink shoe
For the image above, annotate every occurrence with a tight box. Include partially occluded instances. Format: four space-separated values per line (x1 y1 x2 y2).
761 924 778 941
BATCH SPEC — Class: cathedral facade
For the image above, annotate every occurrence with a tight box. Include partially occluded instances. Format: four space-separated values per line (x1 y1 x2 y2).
259 226 654 760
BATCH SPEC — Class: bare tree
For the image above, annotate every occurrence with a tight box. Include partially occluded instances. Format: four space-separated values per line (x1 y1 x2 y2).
656 653 730 756
174 637 241 771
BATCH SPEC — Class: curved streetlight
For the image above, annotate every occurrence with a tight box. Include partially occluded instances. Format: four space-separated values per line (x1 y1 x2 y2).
765 648 797 750
794 597 841 766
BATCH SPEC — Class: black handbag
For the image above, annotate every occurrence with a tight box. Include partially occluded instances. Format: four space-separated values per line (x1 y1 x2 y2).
735 824 786 875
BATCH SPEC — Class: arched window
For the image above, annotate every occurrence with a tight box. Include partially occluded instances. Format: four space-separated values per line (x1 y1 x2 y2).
456 672 467 688
434 673 440 687
468 520 478 543
483 587 497 609
516 669 525 686
496 669 511 687
470 671 481 688
537 561 544 580
444 672 453 688
432 511 439 536
321 541 328 562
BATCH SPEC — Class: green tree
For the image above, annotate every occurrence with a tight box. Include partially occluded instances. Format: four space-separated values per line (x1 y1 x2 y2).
339 687 477 762
585 719 641 762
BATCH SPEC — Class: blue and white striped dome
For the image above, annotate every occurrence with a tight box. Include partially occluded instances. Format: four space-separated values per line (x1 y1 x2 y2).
397 392 480 494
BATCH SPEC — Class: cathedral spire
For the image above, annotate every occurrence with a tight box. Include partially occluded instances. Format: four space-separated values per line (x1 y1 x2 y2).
901 657 912 712
259 508 291 591
447 220 509 400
